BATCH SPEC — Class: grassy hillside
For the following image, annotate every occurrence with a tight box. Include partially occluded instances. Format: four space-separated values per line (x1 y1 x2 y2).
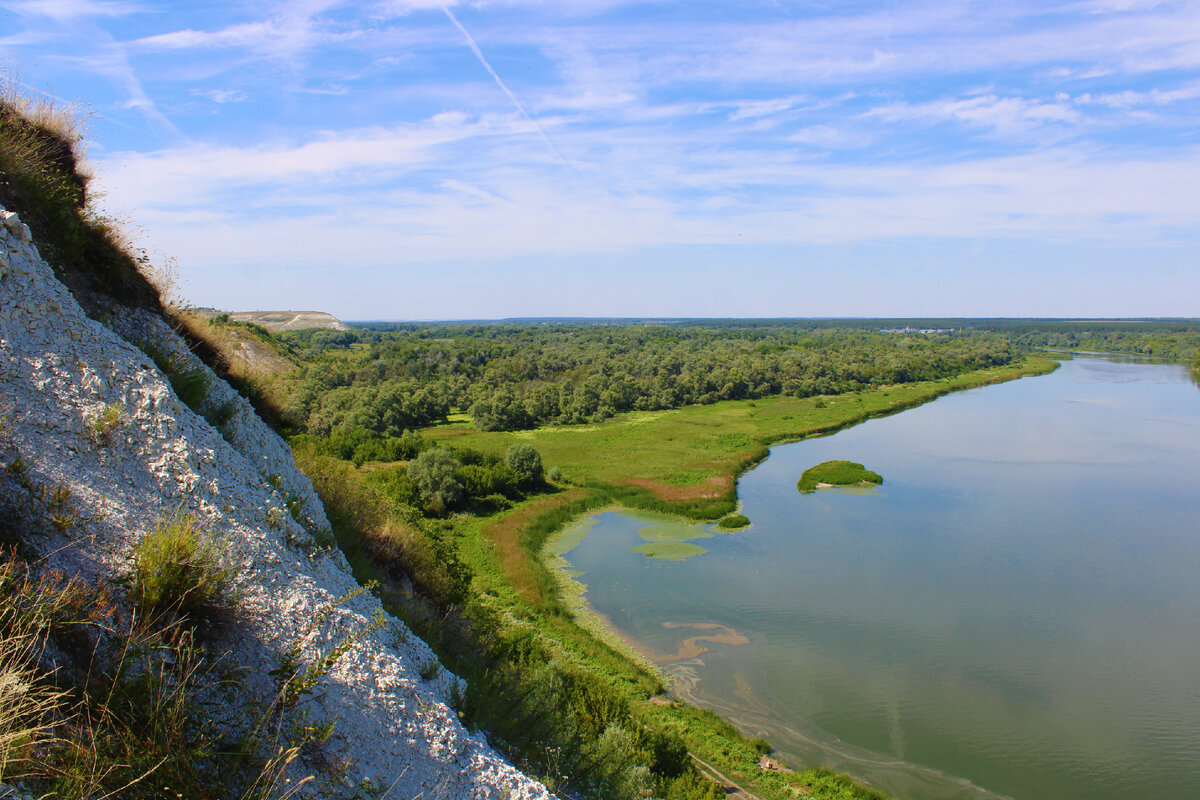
0 91 162 314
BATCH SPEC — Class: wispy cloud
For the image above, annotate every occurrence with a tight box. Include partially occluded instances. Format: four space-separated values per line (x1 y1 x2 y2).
2 0 141 20
869 94 1083 136
440 5 571 170
132 22 276 52
8 0 1200 314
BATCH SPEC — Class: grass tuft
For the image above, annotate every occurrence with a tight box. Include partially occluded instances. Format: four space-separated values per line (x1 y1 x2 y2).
87 402 126 446
130 510 233 619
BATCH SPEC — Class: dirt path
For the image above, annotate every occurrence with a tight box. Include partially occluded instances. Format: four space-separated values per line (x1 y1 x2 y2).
688 753 766 800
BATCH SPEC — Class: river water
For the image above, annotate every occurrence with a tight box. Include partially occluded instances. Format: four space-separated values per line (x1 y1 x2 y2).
554 355 1200 800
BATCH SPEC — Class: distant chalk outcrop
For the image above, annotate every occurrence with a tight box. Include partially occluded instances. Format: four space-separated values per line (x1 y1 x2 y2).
226 310 350 332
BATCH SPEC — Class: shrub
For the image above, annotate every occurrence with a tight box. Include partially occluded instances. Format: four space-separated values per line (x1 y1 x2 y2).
505 443 544 487
408 449 464 516
130 511 233 618
458 463 519 503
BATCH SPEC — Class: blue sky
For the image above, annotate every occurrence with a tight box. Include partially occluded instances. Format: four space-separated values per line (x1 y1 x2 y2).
3 0 1199 319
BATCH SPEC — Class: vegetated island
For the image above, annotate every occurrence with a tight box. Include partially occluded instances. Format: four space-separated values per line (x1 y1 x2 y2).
798 460 883 493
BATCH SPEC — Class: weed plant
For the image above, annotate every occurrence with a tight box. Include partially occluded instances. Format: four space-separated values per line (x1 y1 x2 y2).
270 582 386 708
87 402 126 446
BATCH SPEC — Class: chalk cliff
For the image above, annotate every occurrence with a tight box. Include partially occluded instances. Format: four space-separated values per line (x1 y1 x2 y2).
0 207 550 799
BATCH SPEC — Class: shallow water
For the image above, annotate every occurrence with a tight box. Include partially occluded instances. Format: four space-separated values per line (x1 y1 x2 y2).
556 356 1200 800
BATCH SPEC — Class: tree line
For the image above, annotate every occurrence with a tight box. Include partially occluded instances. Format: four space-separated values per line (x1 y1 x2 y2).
280 323 1021 435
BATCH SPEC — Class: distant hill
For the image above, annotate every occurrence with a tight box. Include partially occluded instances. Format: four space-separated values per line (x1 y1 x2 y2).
226 310 349 331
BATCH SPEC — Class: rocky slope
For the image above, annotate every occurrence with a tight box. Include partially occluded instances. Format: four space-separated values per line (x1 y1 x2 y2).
0 207 551 799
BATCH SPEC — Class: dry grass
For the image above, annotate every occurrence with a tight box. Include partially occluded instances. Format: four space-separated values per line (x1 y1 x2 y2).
0 81 162 313
0 77 87 147
0 544 316 799
481 488 586 605
626 475 729 501
0 598 67 786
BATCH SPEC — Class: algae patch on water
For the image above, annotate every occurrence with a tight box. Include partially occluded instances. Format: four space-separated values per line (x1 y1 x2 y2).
633 519 712 561
797 460 883 493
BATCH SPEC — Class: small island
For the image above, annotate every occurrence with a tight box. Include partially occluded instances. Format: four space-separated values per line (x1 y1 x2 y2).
797 460 883 493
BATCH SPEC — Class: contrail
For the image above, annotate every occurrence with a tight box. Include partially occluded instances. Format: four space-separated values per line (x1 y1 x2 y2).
441 5 571 171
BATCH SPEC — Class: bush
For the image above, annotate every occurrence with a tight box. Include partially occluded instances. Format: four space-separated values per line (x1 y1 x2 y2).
716 514 750 530
364 464 421 508
407 449 464 516
505 443 544 487
130 511 232 618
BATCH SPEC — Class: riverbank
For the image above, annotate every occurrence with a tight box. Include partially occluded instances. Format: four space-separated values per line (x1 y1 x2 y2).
406 355 1058 799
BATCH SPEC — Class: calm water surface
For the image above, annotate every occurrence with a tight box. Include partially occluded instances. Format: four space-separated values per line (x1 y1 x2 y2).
555 356 1200 800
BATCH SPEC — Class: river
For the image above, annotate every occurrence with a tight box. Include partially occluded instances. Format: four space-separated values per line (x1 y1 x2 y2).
553 355 1200 800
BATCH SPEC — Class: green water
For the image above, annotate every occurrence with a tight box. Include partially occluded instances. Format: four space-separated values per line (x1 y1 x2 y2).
556 355 1200 800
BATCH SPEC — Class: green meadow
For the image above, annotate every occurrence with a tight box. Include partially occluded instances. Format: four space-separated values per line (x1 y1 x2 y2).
423 356 1057 520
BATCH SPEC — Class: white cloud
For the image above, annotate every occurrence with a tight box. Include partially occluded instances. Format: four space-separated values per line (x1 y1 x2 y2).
727 96 809 122
1075 84 1200 107
191 88 248 103
132 22 276 51
869 94 1081 135
2 0 141 20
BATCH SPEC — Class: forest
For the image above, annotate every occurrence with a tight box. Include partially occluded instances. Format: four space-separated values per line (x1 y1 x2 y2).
278 323 1021 439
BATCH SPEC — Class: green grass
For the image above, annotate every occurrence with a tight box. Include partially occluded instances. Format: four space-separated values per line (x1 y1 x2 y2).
129 511 233 619
797 460 883 493
717 514 750 530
